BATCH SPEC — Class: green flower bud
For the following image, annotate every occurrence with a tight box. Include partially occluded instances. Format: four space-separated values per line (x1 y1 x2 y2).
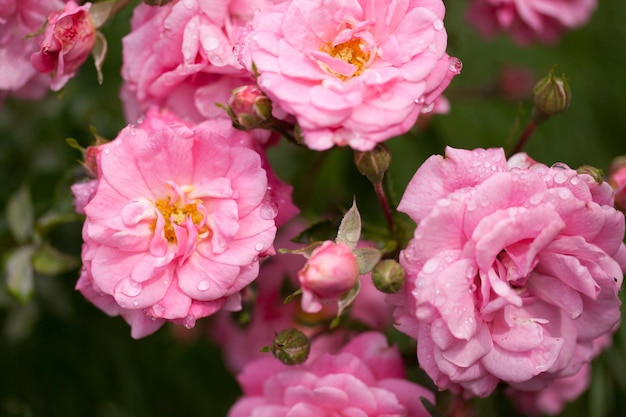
271 328 310 365
532 67 571 124
227 85 273 130
372 259 405 293
576 165 604 184
353 144 391 184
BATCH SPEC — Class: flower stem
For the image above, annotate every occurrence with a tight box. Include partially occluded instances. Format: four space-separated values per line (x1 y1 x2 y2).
508 118 537 157
373 181 394 236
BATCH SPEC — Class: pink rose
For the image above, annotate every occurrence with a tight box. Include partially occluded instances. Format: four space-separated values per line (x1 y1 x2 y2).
121 0 279 123
30 1 96 91
609 157 626 212
0 0 65 101
228 331 435 417
75 107 278 338
393 147 625 397
466 0 597 45
209 225 394 373
239 0 460 151
298 241 359 313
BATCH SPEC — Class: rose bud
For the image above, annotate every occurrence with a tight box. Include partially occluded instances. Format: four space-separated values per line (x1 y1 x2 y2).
532 67 571 123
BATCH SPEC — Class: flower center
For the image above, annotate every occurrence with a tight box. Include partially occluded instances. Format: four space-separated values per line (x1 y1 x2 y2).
155 197 205 243
321 38 370 79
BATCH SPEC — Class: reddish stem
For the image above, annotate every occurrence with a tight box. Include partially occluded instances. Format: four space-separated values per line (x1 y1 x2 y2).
509 119 537 157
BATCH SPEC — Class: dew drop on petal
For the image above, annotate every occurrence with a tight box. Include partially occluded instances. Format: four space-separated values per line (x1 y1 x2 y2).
184 315 196 329
414 96 424 105
104 148 110 154
554 171 568 184
448 57 463 74
433 19 444 30
197 279 210 291
132 300 139 306
421 102 434 113
259 200 278 220
153 303 165 318
422 258 440 274
436 198 451 207
466 264 476 279
119 277 142 297
570 177 580 186
254 242 264 251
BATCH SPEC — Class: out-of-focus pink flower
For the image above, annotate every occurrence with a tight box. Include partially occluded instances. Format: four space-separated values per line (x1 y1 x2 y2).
228 331 435 417
120 0 280 124
30 1 96 91
298 240 359 313
466 0 597 45
0 0 65 101
75 107 278 338
609 156 626 212
208 223 394 373
70 179 97 215
239 0 460 151
497 65 535 101
393 146 625 398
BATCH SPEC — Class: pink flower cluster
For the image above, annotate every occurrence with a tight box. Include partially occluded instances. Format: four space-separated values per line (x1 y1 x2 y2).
74 107 281 338
228 332 435 417
394 147 625 399
467 0 597 45
239 0 460 151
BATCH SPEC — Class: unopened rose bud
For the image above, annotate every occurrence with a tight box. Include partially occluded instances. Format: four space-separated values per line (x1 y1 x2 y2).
143 0 175 5
227 85 273 130
577 165 604 184
372 259 405 293
354 144 391 183
30 1 97 91
532 67 571 124
299 241 359 298
270 328 310 365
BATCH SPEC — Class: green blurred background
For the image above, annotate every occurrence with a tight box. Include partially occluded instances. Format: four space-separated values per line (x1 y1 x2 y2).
1 1 625 416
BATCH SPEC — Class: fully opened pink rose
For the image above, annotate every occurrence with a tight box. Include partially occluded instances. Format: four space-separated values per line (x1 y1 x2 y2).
75 107 277 338
394 147 625 398
239 0 461 151
466 0 597 45
30 1 96 91
228 331 435 417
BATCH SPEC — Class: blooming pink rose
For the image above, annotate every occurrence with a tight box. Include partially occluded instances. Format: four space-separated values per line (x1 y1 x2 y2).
239 0 460 151
209 224 394 373
393 146 625 397
30 1 96 91
228 331 435 417
466 0 597 45
121 0 280 123
609 157 626 212
0 0 65 101
298 240 359 313
75 107 278 338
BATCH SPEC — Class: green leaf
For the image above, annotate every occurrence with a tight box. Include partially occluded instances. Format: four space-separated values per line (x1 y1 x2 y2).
6 184 35 244
335 198 361 250
278 241 323 258
283 288 302 305
91 31 108 85
353 247 382 275
419 397 445 417
5 246 36 303
330 280 360 329
32 244 80 276
89 0 115 28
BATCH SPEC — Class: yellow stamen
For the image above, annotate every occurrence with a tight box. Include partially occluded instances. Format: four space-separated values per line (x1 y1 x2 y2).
321 38 370 79
154 197 205 243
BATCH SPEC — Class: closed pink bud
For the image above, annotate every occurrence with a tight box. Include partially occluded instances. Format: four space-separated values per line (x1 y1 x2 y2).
298 241 359 313
30 1 96 91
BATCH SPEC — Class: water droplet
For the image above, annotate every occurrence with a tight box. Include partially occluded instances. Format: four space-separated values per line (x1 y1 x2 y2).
153 303 165 317
535 364 546 372
104 148 110 154
260 78 271 88
421 102 434 113
428 43 437 53
436 198 451 207
210 54 223 66
557 188 572 199
448 57 463 74
433 19 444 30
119 278 142 297
259 200 278 220
422 258 440 274
414 96 424 105
570 177 580 186
184 315 196 329
197 279 210 291
466 199 477 211
255 242 264 251
554 171 568 184
132 300 139 306
466 264 476 279
529 194 542 205
232 46 239 56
